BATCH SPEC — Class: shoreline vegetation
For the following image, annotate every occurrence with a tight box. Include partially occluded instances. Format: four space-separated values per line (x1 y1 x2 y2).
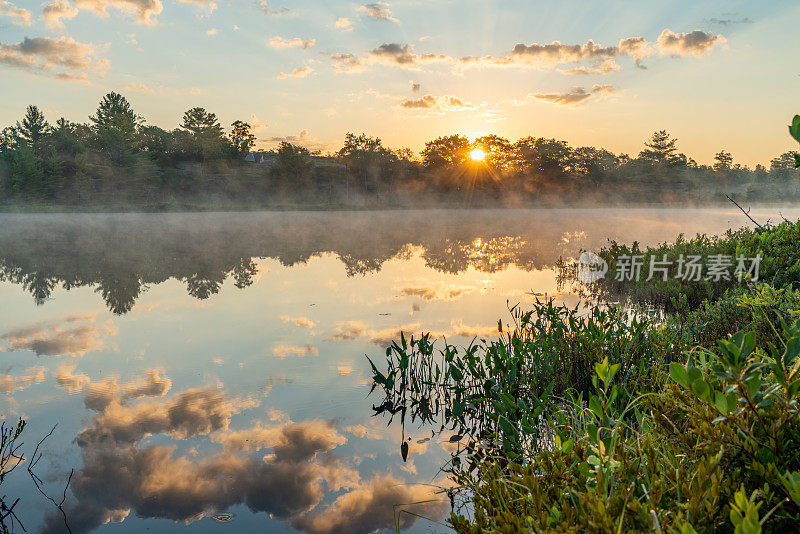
367 121 800 532
370 220 800 533
2 93 800 212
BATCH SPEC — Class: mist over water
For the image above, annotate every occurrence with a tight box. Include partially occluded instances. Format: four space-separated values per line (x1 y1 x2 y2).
0 206 797 533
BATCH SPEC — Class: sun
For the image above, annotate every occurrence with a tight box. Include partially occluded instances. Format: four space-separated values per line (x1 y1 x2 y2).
470 148 486 162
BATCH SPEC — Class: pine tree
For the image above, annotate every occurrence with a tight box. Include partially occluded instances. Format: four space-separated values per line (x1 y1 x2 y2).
639 130 680 166
15 105 51 145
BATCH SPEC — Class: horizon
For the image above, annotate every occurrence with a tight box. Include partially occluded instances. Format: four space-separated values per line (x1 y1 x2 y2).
1 0 799 167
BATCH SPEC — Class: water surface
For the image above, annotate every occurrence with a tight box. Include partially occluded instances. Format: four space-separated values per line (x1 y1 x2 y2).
0 208 795 533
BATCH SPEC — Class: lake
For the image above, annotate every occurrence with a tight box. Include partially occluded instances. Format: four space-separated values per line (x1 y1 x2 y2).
0 207 794 534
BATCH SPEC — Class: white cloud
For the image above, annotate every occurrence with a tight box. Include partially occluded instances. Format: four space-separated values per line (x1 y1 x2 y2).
42 0 79 30
0 1 32 25
657 29 726 57
269 36 316 50
276 66 313 79
73 0 163 25
358 2 397 23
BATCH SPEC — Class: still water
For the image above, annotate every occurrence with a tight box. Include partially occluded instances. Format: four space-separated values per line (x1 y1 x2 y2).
0 207 795 533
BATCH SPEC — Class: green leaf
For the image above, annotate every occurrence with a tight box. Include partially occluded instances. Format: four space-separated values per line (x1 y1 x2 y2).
589 396 603 418
670 362 689 387
790 115 800 142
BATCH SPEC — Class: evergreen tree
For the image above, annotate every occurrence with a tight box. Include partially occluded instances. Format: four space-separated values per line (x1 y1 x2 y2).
15 105 50 145
639 130 681 166
90 92 142 165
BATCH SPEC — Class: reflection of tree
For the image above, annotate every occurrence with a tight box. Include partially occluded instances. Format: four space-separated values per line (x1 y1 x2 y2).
184 272 226 300
95 273 143 315
0 211 614 314
232 258 258 289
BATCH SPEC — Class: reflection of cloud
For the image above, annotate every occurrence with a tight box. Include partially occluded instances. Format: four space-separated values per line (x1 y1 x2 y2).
77 374 258 447
1 314 117 357
0 366 45 394
448 320 499 339
293 475 447 534
84 368 172 411
398 282 474 301
332 321 368 340
54 361 90 393
45 374 435 534
280 315 316 328
367 324 420 347
273 344 318 358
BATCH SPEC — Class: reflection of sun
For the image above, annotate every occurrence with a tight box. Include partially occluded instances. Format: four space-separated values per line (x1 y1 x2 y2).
470 148 485 162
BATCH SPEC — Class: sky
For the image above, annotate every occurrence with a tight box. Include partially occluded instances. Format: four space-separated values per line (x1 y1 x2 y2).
0 0 798 166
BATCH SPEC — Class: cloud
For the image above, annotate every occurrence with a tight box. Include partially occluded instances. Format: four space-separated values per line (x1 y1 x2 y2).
280 316 316 328
54 361 91 393
330 53 364 73
42 0 79 30
123 82 153 92
530 84 616 105
559 58 620 75
73 0 162 25
206 27 218 36
293 475 447 534
258 1 288 16
358 2 397 23
1 314 117 357
368 43 448 69
272 344 318 358
263 129 331 152
0 366 45 394
705 17 753 26
0 36 109 81
269 36 316 50
656 29 726 57
334 17 351 31
617 36 654 66
331 321 367 340
399 94 477 112
0 1 32 25
277 66 313 79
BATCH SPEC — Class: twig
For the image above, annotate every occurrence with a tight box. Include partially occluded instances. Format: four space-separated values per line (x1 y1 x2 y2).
725 194 766 230
26 425 72 534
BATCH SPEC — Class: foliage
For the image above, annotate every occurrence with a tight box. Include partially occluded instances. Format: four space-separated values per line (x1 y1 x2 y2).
790 115 800 168
589 221 800 313
449 319 800 532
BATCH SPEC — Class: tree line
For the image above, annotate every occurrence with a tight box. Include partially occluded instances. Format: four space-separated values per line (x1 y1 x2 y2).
0 91 798 207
